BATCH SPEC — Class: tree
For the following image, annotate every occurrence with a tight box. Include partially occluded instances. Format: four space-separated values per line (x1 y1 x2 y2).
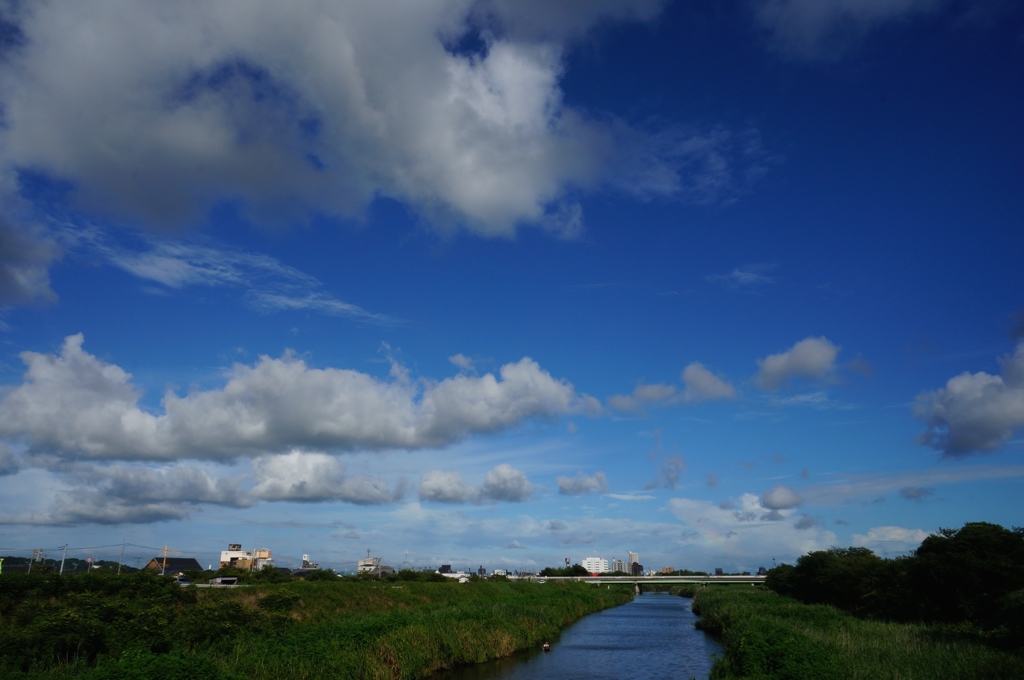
908 522 1024 627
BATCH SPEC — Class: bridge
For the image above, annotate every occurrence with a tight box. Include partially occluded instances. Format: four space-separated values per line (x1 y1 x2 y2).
536 574 767 592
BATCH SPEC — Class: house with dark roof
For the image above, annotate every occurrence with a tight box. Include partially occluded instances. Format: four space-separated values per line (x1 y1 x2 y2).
144 557 203 574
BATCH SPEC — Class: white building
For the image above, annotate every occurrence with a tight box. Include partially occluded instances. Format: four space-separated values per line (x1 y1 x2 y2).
219 544 273 570
581 556 609 573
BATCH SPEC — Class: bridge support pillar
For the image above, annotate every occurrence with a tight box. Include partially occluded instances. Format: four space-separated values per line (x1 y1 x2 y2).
634 583 641 595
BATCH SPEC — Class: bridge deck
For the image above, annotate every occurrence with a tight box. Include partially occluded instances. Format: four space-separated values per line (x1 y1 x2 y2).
538 575 767 585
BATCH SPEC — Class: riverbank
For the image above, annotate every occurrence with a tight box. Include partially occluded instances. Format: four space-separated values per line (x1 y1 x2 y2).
0 572 634 678
691 586 1024 679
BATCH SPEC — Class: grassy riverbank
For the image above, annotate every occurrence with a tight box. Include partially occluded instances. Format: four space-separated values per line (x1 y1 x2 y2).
0 572 633 679
691 586 1024 679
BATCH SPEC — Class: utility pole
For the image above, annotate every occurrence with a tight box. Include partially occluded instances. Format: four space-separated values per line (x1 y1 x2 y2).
59 544 68 575
117 542 126 575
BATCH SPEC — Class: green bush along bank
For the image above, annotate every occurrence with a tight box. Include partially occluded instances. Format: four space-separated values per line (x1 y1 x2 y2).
691 587 1024 680
0 571 633 679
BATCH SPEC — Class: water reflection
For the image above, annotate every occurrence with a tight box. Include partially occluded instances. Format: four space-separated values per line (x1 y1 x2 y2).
434 592 721 680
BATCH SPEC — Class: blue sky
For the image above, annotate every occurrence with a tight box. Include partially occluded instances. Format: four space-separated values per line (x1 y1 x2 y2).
1 0 1022 574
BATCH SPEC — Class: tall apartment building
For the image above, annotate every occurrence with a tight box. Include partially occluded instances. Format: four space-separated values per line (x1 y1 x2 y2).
611 559 630 573
581 556 609 573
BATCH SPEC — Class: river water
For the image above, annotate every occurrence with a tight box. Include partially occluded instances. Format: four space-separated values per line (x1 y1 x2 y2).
434 592 722 680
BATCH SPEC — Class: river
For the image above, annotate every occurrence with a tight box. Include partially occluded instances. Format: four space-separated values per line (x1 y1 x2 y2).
434 592 722 679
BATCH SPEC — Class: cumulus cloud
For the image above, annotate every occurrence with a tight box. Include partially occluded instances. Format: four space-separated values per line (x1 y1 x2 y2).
0 216 60 306
852 525 929 556
755 337 840 390
0 0 759 247
481 463 532 501
898 486 932 501
472 0 668 42
557 471 608 495
681 362 736 403
420 469 478 503
609 362 734 411
668 493 837 562
0 334 595 461
0 461 248 525
251 451 403 504
0 445 19 476
794 514 817 530
762 484 803 509
756 0 947 58
607 383 676 412
646 454 686 490
913 343 1024 457
449 354 475 372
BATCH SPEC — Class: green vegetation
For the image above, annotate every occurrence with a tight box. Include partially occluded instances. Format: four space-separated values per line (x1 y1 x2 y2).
538 563 591 577
0 570 632 679
688 522 1024 679
767 522 1024 647
692 587 1024 679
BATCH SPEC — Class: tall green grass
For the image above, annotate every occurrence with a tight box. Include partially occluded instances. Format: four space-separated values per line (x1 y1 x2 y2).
692 586 1024 679
0 572 633 679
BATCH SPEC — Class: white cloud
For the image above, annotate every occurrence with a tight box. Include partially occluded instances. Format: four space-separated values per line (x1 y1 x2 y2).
481 463 532 502
706 264 776 289
0 445 19 476
646 454 686 490
607 383 676 412
251 451 403 504
851 525 929 556
420 469 478 503
762 484 803 509
756 0 947 58
57 226 395 323
449 354 475 372
755 336 840 390
667 493 836 564
0 0 749 243
472 0 668 42
681 362 736 403
556 471 608 495
798 464 1024 506
913 342 1024 457
0 461 248 525
0 334 595 461
0 216 60 306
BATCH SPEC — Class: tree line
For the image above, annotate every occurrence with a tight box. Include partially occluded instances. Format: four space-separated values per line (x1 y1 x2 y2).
765 521 1024 648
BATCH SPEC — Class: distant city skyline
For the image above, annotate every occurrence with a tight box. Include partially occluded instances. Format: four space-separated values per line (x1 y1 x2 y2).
1 1 1022 573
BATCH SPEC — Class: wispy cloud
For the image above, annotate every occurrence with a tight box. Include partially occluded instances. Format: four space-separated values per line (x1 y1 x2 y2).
706 263 777 289
801 465 1024 506
55 223 399 324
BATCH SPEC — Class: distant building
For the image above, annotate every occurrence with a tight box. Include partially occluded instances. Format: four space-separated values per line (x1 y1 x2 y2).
302 554 319 569
660 566 674 574
493 569 508 577
611 559 630 574
630 562 644 576
581 557 609 573
358 555 382 574
714 567 724 576
628 551 639 565
219 544 273 571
